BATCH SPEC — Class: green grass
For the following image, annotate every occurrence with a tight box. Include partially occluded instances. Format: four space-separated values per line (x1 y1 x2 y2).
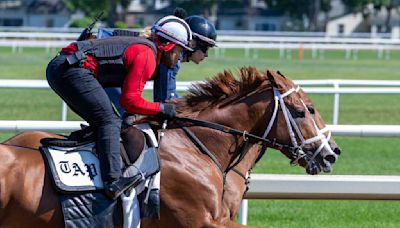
253 137 400 175
1 47 400 227
249 200 400 228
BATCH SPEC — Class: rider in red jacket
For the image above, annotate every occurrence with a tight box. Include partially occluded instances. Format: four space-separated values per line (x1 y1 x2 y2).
46 15 193 199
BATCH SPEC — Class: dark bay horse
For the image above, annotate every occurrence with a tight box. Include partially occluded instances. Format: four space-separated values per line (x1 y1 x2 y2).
0 67 341 227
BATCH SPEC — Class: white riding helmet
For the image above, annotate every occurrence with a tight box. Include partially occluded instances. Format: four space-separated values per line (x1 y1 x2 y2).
152 15 193 51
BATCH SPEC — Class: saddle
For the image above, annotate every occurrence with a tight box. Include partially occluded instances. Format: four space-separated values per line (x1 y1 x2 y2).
39 124 160 193
39 124 161 227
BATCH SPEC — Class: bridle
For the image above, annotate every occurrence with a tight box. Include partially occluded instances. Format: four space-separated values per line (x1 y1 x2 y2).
264 86 334 170
173 84 334 197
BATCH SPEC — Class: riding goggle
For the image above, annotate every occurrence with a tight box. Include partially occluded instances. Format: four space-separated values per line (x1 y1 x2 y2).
196 42 209 53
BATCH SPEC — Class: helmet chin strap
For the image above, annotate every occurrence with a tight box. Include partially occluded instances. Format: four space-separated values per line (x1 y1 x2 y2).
155 39 177 65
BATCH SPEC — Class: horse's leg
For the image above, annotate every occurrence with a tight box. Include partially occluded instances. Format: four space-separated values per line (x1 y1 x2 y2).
0 145 63 227
154 141 237 227
223 145 262 221
2 131 63 149
223 170 248 220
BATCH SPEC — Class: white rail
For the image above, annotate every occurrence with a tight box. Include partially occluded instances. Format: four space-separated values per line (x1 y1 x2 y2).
4 79 400 88
1 79 400 124
1 31 398 43
0 120 84 132
238 174 400 224
2 40 400 52
1 31 400 54
245 174 400 200
1 120 400 136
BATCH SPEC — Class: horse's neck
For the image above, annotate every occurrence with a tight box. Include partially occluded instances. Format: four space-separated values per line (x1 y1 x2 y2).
191 91 274 171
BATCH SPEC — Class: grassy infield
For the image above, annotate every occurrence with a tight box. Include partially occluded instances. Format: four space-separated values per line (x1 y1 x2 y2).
1 47 400 227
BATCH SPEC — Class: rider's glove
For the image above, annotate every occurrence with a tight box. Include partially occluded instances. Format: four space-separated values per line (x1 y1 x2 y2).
159 103 176 120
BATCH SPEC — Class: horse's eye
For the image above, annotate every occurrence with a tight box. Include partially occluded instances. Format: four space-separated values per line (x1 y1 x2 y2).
307 106 315 114
293 110 305 118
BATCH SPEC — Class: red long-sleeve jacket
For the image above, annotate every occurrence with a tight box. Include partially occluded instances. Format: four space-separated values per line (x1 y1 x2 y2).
61 43 160 115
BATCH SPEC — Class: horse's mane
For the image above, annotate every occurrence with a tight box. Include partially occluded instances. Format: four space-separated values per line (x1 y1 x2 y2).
174 66 268 117
137 66 270 124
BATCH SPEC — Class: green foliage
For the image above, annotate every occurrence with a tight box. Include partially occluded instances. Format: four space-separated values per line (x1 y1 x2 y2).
170 0 242 15
264 0 331 30
342 0 398 13
63 0 109 18
131 23 143 29
63 0 131 26
119 0 131 9
341 0 399 32
265 0 331 19
69 17 94 28
115 21 128 28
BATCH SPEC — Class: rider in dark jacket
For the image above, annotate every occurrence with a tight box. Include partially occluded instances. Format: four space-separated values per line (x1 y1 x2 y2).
46 15 193 199
154 15 217 102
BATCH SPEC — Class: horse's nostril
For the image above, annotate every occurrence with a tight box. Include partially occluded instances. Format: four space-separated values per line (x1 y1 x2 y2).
325 155 336 164
334 147 341 155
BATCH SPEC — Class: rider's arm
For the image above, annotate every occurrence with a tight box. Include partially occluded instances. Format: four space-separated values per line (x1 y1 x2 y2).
120 44 160 115
166 62 181 99
153 62 180 102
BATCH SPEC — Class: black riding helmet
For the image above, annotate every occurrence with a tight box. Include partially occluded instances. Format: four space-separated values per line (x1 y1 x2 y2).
184 16 217 48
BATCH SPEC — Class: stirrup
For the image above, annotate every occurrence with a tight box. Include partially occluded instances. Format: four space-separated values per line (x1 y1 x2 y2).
104 174 144 200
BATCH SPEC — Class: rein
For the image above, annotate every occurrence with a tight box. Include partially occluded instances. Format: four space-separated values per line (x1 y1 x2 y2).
175 118 260 199
175 116 295 173
176 117 282 147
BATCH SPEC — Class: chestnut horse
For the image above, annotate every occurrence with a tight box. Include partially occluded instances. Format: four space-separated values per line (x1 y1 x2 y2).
0 67 341 227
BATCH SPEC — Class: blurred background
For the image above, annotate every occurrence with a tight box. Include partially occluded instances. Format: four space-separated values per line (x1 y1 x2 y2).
1 1 400 228
1 0 400 35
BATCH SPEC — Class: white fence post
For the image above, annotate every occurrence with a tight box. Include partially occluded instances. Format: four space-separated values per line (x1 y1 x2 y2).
61 101 68 121
311 46 317 59
333 82 340 125
238 199 248 225
244 47 249 58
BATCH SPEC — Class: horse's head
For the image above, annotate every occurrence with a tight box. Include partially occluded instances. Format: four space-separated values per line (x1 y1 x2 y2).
264 70 341 174
172 67 340 175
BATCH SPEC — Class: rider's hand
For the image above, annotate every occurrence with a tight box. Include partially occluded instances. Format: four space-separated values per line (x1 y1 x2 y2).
159 103 176 120
122 113 137 126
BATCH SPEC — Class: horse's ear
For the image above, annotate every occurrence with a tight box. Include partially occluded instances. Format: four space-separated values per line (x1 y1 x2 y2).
267 70 278 88
277 71 287 79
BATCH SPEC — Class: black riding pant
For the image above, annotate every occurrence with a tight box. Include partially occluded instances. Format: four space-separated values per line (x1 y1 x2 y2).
46 54 121 183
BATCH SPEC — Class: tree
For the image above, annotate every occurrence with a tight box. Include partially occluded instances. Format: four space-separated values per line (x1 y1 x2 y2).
342 0 400 32
63 0 131 27
170 0 242 28
264 0 331 31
